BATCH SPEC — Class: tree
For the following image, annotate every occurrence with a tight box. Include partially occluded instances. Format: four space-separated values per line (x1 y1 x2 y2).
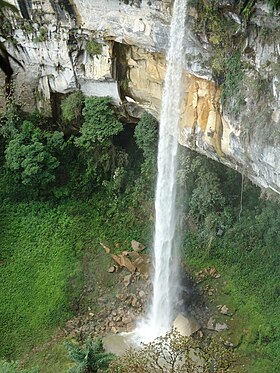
5 120 65 188
134 112 158 164
65 337 115 373
132 111 158 198
107 330 234 373
74 97 125 186
76 97 123 148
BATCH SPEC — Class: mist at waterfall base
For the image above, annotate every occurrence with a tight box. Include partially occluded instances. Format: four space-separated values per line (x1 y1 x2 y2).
134 0 187 344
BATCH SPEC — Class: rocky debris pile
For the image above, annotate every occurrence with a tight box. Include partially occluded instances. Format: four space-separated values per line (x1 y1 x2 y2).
63 240 152 340
196 266 221 282
106 240 150 278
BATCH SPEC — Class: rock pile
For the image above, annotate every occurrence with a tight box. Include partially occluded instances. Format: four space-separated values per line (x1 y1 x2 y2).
63 240 151 340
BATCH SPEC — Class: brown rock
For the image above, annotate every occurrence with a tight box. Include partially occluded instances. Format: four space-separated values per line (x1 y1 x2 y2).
108 266 116 273
131 296 139 308
111 254 123 266
133 257 144 267
111 326 119 334
131 240 145 252
123 274 132 287
122 257 136 273
100 242 110 254
116 293 125 301
128 251 141 261
122 316 133 324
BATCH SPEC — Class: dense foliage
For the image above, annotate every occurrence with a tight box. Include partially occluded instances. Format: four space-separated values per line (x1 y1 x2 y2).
61 90 84 127
5 120 65 188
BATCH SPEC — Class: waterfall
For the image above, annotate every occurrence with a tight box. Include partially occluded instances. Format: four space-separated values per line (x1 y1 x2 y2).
136 0 187 342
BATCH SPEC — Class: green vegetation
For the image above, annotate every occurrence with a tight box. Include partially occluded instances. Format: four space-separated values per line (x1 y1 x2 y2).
179 148 280 372
5 120 65 188
0 360 38 373
221 52 245 116
74 96 125 188
85 39 102 57
0 202 82 358
0 94 280 373
61 91 84 126
34 27 48 43
268 0 280 10
134 112 158 163
65 337 115 373
0 98 154 368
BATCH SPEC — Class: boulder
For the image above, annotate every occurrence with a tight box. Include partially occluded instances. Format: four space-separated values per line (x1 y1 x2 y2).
122 256 136 273
220 305 229 315
173 313 200 337
207 317 228 332
111 254 136 273
131 239 145 252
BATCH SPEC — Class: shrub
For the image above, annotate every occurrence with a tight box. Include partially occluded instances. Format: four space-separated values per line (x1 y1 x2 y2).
85 39 102 57
0 100 22 140
61 90 84 127
65 337 115 373
134 112 158 189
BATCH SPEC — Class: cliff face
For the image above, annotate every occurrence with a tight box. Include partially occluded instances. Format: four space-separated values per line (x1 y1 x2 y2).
1 0 280 194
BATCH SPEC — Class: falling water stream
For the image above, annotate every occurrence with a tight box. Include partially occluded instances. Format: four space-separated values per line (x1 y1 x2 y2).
136 0 187 342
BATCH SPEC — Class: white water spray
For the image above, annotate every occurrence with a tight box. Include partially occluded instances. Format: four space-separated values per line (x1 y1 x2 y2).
137 0 187 342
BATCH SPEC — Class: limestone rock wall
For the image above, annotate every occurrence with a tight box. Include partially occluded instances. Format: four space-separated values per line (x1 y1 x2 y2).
1 0 280 194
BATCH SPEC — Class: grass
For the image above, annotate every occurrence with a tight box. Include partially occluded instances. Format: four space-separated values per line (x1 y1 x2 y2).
0 202 81 359
24 341 73 373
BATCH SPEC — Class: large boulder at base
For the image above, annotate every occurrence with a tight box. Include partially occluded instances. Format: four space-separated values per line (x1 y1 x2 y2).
173 313 200 337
